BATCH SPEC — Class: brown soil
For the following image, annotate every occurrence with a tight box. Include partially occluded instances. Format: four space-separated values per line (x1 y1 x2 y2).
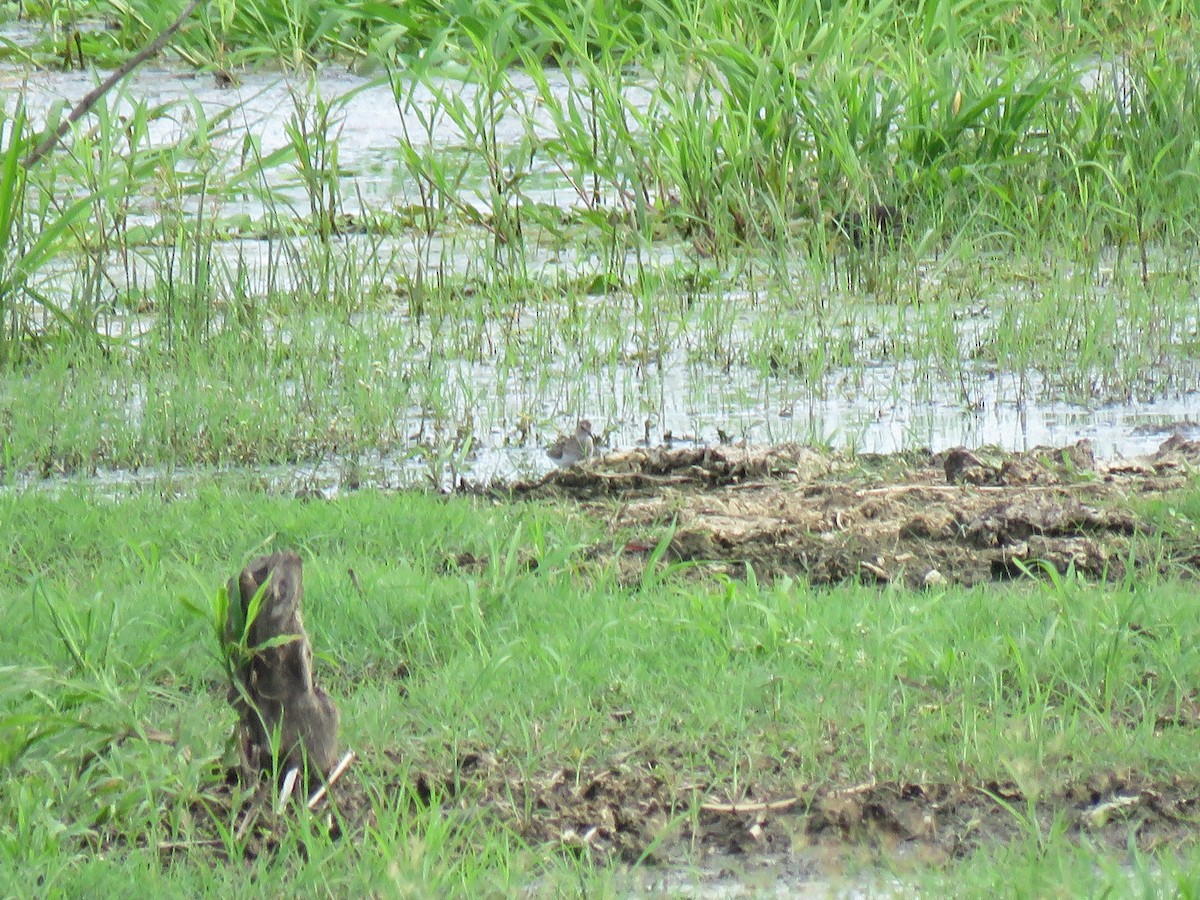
403 752 1200 866
178 747 1200 875
512 434 1200 588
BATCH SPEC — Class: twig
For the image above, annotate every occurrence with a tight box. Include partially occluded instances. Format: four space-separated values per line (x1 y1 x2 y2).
700 796 801 814
22 0 203 169
855 482 1095 497
76 726 178 776
857 483 1004 496
306 749 356 810
830 780 879 796
234 791 266 842
156 839 226 851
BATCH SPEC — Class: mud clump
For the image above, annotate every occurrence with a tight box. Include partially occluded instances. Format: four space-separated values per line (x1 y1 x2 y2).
513 443 831 501
515 436 1200 587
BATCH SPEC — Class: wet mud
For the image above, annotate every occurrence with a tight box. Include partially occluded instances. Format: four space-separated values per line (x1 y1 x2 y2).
399 753 1200 866
513 434 1200 588
174 746 1200 882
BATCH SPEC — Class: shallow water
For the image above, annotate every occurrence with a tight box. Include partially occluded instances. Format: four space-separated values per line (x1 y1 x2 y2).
2 34 1199 486
618 853 905 899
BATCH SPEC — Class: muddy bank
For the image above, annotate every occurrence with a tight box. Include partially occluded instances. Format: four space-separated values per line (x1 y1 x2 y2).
512 435 1200 588
176 746 1200 879
398 752 1200 867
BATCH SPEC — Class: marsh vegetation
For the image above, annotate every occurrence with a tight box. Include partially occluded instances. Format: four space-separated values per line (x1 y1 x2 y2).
1 0 1199 484
4 0 1200 894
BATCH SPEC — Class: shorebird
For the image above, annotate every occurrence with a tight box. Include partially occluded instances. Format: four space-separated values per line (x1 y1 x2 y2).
546 420 595 468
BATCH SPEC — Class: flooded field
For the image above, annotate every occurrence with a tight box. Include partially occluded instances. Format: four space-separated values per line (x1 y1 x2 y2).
2 45 1199 489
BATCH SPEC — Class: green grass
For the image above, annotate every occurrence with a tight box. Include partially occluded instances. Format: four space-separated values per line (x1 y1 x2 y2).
13 0 1197 70
4 485 1200 892
4 2 1200 889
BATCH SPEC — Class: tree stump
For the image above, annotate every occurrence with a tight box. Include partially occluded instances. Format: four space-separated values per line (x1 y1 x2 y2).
227 551 339 788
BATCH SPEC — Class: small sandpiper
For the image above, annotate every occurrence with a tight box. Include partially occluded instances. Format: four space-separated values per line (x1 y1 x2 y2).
546 420 595 467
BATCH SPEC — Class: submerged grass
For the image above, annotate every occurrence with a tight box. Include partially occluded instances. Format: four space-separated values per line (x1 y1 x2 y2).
7 248 1189 481
0 1 1197 472
0 7 1190 405
3 485 1200 891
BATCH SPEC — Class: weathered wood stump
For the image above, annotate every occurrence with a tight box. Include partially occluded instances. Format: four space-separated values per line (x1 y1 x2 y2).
227 551 339 788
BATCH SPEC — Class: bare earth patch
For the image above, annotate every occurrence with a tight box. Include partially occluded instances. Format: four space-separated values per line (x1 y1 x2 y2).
412 754 1200 866
175 749 1200 877
514 434 1200 587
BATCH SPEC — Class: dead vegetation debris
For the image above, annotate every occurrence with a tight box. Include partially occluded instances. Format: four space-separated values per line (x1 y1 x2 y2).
170 748 1200 869
513 435 1200 587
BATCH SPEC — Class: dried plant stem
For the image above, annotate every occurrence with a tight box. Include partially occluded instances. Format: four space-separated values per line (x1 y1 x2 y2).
307 749 357 811
22 0 203 168
700 796 801 814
